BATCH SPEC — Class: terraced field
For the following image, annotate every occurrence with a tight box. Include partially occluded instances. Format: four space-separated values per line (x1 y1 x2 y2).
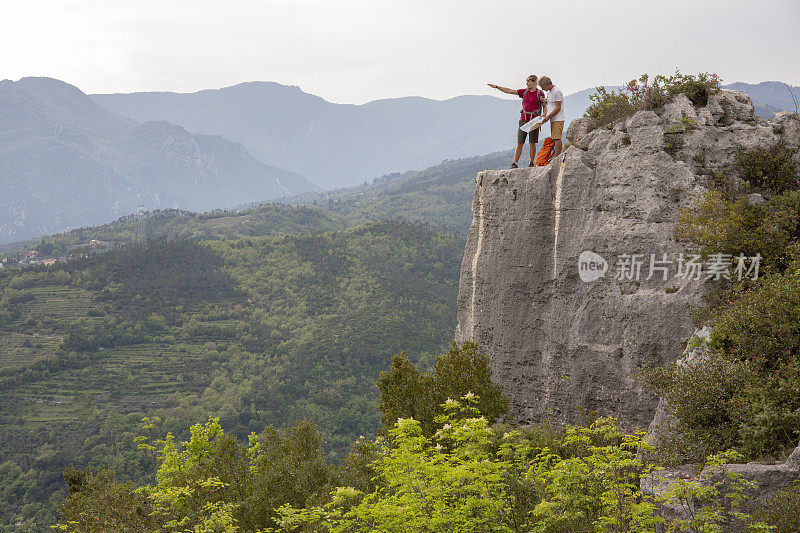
0 331 62 368
1 283 220 426
1 285 98 371
7 285 104 331
6 343 217 425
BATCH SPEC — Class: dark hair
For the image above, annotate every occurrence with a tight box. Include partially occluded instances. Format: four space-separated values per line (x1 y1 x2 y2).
526 75 538 83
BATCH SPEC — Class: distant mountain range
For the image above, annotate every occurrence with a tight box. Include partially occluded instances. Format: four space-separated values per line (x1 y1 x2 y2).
91 80 798 189
91 83 531 190
724 81 800 118
3 76 797 244
0 78 314 242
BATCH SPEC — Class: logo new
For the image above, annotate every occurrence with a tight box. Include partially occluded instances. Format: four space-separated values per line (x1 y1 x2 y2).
578 251 608 282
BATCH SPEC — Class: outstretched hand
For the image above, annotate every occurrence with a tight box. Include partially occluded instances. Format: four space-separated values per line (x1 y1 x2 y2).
487 83 498 89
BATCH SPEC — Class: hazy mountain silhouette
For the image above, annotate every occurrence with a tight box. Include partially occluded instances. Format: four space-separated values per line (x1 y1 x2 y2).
0 78 314 243
91 82 595 189
93 80 795 191
4 76 794 243
724 81 800 117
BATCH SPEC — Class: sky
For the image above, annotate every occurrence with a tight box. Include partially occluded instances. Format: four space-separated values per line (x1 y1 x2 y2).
2 0 799 104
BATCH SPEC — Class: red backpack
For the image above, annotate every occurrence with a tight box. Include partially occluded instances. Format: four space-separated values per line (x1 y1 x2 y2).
535 137 555 166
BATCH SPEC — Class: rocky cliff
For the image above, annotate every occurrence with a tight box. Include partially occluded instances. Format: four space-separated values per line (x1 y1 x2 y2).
454 90 800 430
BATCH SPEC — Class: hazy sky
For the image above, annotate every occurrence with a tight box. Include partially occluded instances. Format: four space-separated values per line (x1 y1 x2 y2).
3 0 799 103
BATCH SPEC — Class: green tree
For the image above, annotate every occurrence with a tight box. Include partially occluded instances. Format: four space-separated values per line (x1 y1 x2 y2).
57 417 334 532
377 341 508 436
275 401 667 533
56 468 155 532
276 397 515 532
528 419 661 533
242 420 334 530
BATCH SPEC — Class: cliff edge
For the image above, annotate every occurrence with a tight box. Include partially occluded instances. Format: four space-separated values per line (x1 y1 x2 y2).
454 90 800 430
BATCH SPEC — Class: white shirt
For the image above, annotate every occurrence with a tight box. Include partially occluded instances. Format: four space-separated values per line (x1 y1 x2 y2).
546 86 565 122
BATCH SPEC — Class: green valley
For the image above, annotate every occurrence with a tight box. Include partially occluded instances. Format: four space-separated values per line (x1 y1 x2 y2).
0 220 464 530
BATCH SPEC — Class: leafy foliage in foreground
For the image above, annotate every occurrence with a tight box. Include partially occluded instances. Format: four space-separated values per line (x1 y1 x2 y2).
59 399 770 533
56 338 511 533
57 418 335 532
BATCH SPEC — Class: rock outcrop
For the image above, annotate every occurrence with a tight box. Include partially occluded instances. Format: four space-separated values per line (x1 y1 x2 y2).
645 326 711 452
454 90 800 430
642 440 800 531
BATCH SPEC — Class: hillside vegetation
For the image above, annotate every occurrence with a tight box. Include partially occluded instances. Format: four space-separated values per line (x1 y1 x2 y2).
287 150 513 235
0 220 463 530
651 139 800 464
4 71 800 532
0 203 347 257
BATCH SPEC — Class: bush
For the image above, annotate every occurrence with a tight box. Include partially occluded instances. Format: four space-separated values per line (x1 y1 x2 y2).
644 351 757 464
676 189 800 275
659 70 721 107
709 259 800 458
736 140 800 192
646 256 800 461
751 483 800 533
584 86 638 130
585 70 721 130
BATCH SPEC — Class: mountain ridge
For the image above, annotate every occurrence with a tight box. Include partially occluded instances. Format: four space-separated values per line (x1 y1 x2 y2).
0 78 315 243
91 78 798 191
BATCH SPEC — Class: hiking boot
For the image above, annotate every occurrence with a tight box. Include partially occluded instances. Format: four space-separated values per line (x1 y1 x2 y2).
529 162 535 167
510 162 518 169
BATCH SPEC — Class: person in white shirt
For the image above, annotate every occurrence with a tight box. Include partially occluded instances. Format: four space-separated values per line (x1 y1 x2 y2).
538 76 565 158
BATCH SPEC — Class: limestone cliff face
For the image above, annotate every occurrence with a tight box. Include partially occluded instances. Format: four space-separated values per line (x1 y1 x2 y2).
455 91 800 430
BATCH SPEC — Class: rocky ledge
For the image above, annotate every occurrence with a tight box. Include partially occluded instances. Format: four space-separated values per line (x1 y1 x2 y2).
454 90 800 430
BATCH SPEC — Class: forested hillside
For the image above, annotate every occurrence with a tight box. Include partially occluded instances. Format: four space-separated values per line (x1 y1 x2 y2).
0 203 347 256
288 150 513 235
0 220 463 530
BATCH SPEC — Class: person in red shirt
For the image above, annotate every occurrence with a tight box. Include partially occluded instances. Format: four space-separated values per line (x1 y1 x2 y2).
488 75 548 168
